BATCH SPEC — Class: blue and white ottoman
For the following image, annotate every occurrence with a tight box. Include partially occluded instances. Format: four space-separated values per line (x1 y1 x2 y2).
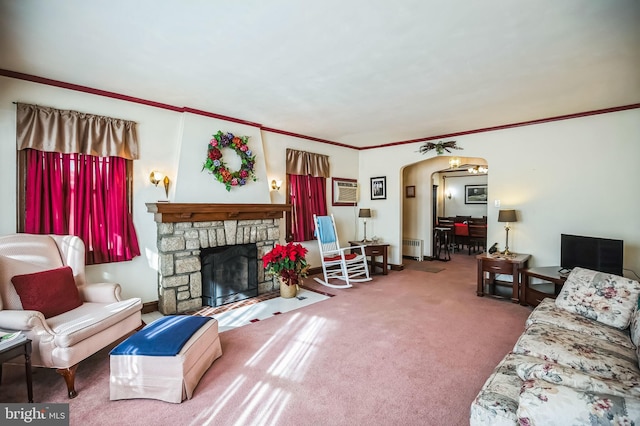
109 315 222 403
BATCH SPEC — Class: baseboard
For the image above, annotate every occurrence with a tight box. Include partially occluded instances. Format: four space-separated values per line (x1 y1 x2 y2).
141 301 159 314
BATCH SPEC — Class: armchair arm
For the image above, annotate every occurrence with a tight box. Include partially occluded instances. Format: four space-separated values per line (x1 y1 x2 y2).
0 309 54 335
78 282 122 303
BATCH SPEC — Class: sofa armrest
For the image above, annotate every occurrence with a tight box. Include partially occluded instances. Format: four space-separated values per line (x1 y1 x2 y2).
0 309 54 334
78 282 122 303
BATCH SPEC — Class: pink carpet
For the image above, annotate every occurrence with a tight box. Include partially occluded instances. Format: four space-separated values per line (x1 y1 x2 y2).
0 254 532 425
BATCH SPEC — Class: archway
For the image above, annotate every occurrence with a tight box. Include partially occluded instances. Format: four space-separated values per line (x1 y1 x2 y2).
401 156 488 261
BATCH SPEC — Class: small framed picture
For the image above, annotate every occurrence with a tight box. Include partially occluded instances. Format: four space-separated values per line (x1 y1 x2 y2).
405 185 415 198
371 176 386 200
465 184 488 204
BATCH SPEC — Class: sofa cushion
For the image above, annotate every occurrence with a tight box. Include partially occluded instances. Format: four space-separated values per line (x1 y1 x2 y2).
527 298 635 350
11 266 82 318
47 298 142 348
517 379 640 426
469 352 523 426
513 323 640 382
516 361 640 399
630 308 640 348
555 267 640 329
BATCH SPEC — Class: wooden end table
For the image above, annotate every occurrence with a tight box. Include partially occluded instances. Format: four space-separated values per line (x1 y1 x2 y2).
521 266 568 307
349 241 389 275
0 338 33 402
476 253 531 303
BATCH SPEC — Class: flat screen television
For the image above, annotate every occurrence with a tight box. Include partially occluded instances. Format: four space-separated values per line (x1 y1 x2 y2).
560 234 623 276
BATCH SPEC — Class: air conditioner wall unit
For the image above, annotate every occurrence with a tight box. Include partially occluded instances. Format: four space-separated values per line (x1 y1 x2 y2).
333 179 359 205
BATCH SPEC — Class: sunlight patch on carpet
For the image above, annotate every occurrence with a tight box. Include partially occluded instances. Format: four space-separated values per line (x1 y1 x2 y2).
211 289 329 332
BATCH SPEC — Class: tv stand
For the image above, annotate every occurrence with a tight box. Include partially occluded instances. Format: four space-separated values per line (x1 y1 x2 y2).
521 266 568 307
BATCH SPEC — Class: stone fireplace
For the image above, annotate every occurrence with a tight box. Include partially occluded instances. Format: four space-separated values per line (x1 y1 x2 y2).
146 203 290 314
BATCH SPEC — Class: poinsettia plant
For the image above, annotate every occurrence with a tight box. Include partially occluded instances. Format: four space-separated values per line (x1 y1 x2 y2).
263 242 309 286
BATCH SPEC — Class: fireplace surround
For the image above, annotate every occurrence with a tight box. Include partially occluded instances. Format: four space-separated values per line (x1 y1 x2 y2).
147 203 290 314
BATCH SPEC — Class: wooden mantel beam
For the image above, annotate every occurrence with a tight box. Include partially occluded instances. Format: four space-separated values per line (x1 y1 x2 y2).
146 203 291 223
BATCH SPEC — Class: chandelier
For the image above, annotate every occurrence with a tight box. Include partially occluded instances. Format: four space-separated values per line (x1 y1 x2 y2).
468 165 488 174
449 157 461 168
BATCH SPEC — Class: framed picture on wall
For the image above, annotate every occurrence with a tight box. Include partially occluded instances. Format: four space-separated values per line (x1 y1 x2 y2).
405 185 415 198
465 184 488 204
371 176 386 200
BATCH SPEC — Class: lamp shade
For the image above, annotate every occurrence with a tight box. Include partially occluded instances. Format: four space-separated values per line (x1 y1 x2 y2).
498 209 517 223
358 208 371 218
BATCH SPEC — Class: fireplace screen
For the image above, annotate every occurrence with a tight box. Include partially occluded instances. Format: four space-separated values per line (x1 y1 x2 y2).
200 244 258 307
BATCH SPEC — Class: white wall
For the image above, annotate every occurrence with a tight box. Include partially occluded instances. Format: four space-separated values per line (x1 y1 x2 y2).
260 131 360 268
2 74 639 301
361 108 640 278
0 75 359 302
440 173 488 218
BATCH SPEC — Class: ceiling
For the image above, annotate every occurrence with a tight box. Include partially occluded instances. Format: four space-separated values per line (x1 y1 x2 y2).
1 0 639 149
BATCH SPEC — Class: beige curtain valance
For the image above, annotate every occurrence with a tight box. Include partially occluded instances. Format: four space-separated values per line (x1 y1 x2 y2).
16 103 139 160
286 149 330 178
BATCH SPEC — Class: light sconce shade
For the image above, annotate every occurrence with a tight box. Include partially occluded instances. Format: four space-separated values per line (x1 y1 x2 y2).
497 209 517 255
271 179 283 191
150 171 170 198
445 190 452 199
449 157 461 169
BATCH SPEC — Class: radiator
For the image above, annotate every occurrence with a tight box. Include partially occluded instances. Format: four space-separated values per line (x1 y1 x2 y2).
402 238 424 261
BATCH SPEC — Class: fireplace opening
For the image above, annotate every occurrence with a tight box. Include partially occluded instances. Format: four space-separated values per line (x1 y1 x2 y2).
200 243 258 307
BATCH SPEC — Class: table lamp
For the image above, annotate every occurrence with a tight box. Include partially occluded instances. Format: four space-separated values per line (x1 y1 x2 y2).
498 209 517 256
358 208 372 242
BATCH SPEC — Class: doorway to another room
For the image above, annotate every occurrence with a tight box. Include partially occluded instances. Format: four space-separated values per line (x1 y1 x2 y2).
402 157 488 262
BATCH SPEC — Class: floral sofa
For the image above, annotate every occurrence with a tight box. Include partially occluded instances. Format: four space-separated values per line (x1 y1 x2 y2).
470 267 640 425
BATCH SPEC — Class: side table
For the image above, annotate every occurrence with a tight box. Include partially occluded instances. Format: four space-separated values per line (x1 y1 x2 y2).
476 253 531 303
349 241 389 275
521 266 568 307
0 338 33 402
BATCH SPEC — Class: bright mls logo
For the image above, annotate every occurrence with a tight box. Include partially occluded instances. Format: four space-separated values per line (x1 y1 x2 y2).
1 404 68 425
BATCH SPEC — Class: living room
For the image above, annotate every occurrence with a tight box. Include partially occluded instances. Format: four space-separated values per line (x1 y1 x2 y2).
0 1 639 424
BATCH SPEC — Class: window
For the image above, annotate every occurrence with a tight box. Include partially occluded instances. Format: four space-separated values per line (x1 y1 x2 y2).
288 174 327 241
18 150 139 264
16 103 140 264
285 149 330 242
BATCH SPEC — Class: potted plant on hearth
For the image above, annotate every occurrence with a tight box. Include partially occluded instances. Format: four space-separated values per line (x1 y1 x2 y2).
263 242 309 298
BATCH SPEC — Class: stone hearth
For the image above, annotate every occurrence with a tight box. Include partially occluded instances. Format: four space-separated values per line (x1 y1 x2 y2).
147 203 290 314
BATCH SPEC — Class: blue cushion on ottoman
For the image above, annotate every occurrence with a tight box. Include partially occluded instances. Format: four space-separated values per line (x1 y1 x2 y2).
111 315 212 356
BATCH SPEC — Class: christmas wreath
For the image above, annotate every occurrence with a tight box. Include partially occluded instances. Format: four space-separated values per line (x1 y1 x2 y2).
202 131 257 191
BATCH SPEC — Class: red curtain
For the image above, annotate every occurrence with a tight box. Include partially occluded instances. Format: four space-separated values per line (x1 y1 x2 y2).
25 149 140 264
289 174 327 241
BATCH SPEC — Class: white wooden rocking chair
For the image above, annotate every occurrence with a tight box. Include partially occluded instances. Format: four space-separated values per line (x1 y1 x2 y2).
313 214 372 288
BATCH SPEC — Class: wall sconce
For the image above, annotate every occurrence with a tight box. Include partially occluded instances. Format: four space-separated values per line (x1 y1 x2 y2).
445 189 452 199
271 179 283 191
150 171 170 198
